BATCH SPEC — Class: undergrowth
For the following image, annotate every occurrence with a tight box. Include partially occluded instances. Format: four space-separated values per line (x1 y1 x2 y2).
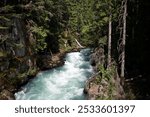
96 65 116 100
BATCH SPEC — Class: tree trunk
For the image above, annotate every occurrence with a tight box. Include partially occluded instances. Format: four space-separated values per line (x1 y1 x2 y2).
75 39 84 48
121 0 127 77
107 14 112 69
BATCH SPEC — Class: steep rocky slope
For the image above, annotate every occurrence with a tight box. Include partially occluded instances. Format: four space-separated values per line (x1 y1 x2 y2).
84 48 125 99
0 2 66 99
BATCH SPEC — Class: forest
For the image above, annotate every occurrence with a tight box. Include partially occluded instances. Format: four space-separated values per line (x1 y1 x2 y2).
0 0 150 100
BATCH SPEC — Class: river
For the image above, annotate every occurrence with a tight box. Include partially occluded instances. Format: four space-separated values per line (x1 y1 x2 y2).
15 48 93 100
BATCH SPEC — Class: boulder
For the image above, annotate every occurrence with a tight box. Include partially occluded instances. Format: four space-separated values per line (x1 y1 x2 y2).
0 89 15 100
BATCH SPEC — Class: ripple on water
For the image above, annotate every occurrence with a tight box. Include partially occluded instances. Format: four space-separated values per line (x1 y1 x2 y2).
15 48 93 100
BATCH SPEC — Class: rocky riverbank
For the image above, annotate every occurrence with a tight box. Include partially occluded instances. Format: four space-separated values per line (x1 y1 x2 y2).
0 8 79 99
84 47 125 100
0 51 66 100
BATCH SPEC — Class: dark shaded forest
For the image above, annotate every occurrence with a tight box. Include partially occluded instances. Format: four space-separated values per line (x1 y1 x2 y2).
0 0 150 99
126 0 150 99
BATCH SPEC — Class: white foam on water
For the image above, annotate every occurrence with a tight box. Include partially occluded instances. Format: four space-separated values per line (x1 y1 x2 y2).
15 49 93 100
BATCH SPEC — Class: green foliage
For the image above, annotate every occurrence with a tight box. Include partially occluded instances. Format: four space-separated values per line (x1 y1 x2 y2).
98 65 113 81
17 73 27 79
1 0 122 53
0 72 6 78
99 36 107 45
0 0 122 52
0 16 10 22
1 5 14 13
31 26 48 51
0 51 7 57
96 65 116 100
27 67 37 76
0 26 9 30
13 43 24 49
62 0 121 47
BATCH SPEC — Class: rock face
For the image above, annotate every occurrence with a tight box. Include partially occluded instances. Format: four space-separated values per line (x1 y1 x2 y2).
84 47 125 100
0 16 36 99
37 52 65 70
0 15 67 99
90 47 105 71
0 89 15 100
0 15 57 99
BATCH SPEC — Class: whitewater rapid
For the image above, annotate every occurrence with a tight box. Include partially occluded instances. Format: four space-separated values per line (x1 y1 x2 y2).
15 49 93 100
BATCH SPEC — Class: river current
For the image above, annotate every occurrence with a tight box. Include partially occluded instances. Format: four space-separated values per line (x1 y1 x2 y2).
15 48 93 100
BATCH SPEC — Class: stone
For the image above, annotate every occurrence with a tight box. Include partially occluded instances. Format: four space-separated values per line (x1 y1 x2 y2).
0 89 15 100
